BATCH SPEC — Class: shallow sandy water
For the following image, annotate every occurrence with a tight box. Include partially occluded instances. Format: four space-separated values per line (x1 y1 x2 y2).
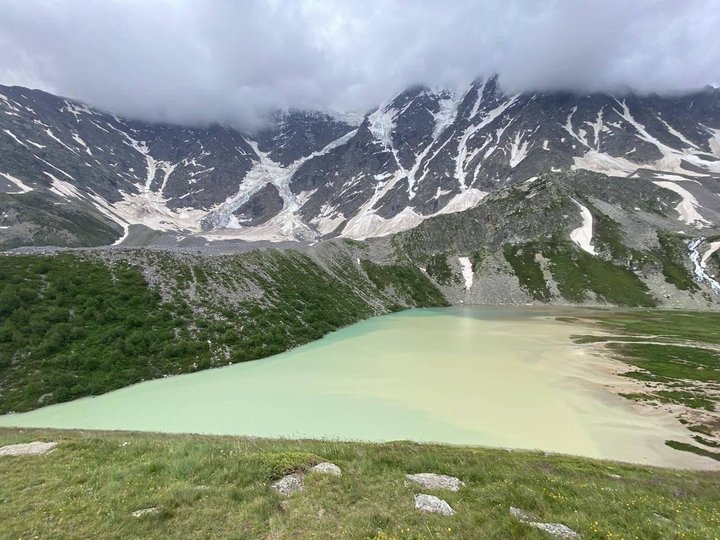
0 306 714 469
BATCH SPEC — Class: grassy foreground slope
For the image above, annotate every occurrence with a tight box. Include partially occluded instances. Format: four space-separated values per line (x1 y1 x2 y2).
0 249 448 414
1 428 720 539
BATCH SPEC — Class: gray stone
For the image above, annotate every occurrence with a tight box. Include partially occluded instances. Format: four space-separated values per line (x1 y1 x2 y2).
405 473 464 492
131 507 160 518
270 473 305 496
654 512 672 523
510 506 535 522
413 493 455 516
528 522 579 538
309 462 342 476
0 441 58 456
510 507 578 538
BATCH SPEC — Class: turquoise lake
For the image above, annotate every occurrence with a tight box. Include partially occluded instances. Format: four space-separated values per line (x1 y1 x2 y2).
1 306 714 469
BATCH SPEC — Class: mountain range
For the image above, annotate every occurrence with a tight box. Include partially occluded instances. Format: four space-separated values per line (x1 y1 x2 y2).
3 79 720 414
2 77 720 249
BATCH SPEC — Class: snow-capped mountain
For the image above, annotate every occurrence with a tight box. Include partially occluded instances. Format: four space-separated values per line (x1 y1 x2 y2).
1 77 719 247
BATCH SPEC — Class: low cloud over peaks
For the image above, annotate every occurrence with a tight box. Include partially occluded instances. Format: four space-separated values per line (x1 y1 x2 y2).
1 0 717 128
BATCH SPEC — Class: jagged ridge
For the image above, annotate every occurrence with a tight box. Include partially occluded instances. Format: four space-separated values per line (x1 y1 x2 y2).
2 79 720 247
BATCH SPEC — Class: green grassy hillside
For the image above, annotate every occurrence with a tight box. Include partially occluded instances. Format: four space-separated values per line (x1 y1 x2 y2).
0 249 448 413
1 428 719 539
503 239 656 306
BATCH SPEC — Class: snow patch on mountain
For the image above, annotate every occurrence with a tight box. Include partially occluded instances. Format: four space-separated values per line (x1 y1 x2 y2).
657 116 697 149
700 241 720 268
652 180 710 227
469 80 487 119
586 108 607 150
211 210 317 242
458 256 474 290
0 172 33 193
342 187 488 240
651 173 701 183
2 128 28 148
569 198 596 255
44 128 78 154
34 155 75 181
509 131 531 168
368 106 397 149
432 90 462 139
438 188 488 214
72 133 92 155
342 205 424 240
44 172 82 199
26 139 46 149
309 204 345 236
108 192 205 233
455 96 518 188
61 101 96 121
572 151 639 176
202 130 357 241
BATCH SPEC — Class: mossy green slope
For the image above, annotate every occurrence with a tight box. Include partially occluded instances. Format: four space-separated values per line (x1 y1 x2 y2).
0 191 121 249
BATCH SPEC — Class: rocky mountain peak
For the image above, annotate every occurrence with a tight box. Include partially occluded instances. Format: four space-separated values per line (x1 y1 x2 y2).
1 79 719 249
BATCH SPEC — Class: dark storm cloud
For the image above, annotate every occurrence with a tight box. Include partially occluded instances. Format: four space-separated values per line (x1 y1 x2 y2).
0 0 718 128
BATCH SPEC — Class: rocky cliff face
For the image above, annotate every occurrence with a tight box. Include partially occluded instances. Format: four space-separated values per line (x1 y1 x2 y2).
2 79 719 248
355 170 720 309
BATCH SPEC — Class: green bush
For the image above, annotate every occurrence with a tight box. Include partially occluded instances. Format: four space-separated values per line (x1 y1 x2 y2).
253 451 321 480
361 260 449 307
503 244 551 301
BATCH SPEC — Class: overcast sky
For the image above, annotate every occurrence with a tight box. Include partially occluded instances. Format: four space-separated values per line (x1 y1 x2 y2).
1 0 718 128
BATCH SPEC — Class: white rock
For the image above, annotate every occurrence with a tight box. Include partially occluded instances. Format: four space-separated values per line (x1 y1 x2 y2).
132 507 160 518
309 462 342 476
406 473 464 491
270 473 305 496
0 441 58 456
413 493 455 515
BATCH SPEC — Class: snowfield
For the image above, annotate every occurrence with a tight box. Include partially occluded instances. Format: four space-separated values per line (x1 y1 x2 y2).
1 172 33 193
569 198 596 255
652 181 710 228
2 78 720 245
458 256 474 290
